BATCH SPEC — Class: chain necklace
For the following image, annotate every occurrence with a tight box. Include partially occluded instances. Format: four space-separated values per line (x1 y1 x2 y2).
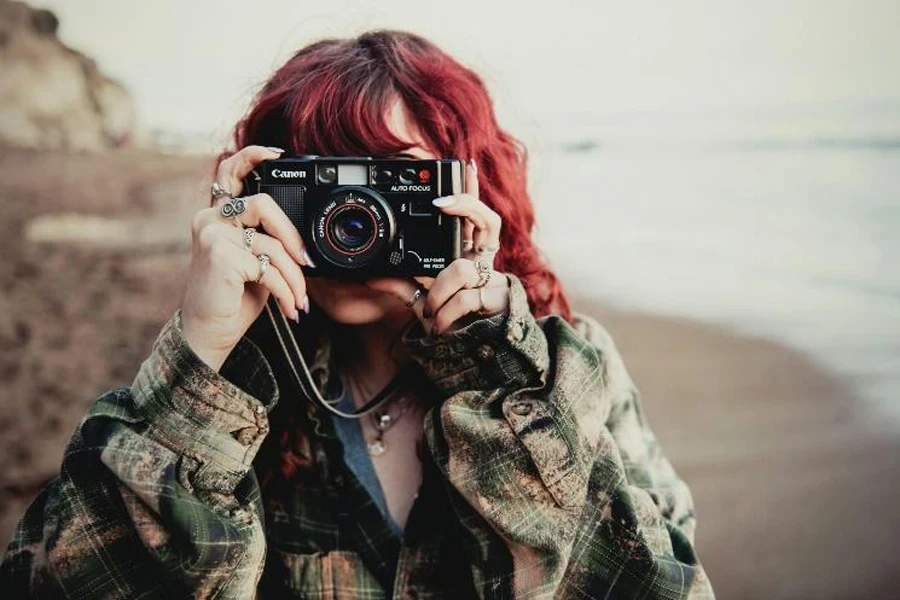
343 367 415 457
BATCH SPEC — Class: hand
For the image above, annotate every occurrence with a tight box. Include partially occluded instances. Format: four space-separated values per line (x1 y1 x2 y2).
181 145 316 371
366 159 510 336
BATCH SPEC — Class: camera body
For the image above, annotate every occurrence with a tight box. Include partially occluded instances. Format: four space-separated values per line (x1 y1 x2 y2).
244 155 464 278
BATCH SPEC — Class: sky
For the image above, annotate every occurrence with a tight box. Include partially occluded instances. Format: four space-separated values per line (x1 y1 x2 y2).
39 0 900 143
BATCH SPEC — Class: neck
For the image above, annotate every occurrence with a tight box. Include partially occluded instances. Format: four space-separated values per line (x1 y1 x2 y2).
334 310 417 403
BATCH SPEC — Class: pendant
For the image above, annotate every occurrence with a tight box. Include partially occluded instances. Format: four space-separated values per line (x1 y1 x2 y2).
367 436 386 456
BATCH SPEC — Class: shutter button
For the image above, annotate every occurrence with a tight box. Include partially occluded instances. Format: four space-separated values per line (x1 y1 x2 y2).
509 401 533 416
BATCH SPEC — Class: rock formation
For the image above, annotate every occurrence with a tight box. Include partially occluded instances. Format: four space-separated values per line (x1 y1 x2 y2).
0 0 135 151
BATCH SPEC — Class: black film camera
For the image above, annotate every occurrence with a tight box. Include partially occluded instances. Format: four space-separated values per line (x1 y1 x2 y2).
244 156 465 278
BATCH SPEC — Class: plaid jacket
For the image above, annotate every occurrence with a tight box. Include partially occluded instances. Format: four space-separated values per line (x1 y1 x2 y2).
0 272 714 599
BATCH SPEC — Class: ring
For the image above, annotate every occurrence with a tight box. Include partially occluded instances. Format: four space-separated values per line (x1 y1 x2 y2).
255 253 270 283
473 258 492 288
243 227 256 251
220 197 249 227
477 243 500 254
211 181 233 201
462 239 474 251
405 287 423 309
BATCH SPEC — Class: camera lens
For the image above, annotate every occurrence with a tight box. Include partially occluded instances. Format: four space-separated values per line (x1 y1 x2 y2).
399 168 417 185
330 206 375 252
318 165 337 184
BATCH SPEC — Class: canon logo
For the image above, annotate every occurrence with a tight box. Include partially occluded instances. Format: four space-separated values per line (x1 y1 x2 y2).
271 169 306 179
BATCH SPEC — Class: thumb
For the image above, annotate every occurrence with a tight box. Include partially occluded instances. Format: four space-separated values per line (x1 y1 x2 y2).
364 277 430 325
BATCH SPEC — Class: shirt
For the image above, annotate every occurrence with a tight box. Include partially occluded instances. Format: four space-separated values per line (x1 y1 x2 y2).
326 372 404 538
0 272 715 599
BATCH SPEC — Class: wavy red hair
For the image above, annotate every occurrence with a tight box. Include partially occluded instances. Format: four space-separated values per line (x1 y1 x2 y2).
219 29 573 503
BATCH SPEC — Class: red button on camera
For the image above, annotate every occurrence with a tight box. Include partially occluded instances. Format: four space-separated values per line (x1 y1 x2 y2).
418 169 431 182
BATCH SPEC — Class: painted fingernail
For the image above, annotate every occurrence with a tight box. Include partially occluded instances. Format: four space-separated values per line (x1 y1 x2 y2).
423 305 432 318
292 310 301 323
266 146 285 153
302 295 310 314
432 196 456 207
301 248 317 268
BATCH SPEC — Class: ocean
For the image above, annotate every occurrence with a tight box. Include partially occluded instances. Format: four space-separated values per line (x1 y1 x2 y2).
526 107 900 429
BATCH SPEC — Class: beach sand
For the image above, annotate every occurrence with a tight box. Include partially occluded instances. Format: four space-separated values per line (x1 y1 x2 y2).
0 147 897 599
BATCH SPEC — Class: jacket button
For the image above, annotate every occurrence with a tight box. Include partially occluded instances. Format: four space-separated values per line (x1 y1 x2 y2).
509 401 533 416
476 344 495 360
233 426 257 446
509 321 525 342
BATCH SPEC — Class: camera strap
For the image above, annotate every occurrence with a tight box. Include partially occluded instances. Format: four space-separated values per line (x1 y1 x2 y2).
263 297 413 419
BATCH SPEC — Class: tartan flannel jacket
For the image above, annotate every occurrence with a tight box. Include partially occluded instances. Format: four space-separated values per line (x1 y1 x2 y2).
0 272 714 599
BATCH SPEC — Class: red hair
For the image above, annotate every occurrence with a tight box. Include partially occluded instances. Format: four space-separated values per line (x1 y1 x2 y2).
219 29 573 503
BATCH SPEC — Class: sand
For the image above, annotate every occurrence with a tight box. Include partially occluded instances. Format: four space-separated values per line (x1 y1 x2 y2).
0 147 897 599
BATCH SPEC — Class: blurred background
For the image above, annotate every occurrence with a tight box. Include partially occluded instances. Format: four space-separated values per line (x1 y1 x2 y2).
0 0 898 597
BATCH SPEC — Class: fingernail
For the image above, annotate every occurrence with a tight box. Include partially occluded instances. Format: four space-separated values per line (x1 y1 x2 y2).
292 310 301 323
267 146 285 153
423 305 432 318
469 158 478 173
432 196 456 207
302 248 317 268
302 295 310 314
431 324 439 337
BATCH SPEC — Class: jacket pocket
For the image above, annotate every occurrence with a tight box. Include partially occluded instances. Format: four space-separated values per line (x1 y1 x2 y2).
275 550 385 600
501 395 587 509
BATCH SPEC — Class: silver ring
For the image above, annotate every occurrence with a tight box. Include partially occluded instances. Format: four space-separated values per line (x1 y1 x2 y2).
255 253 270 283
243 227 256 251
211 181 233 201
477 243 500 254
462 239 474 251
473 258 492 288
221 197 249 227
405 287 423 309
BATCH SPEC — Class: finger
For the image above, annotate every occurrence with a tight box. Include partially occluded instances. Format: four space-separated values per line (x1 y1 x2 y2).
465 157 479 198
215 193 315 268
226 227 308 315
422 258 502 319
213 145 285 204
433 285 509 334
432 192 501 258
364 277 429 324
228 244 298 320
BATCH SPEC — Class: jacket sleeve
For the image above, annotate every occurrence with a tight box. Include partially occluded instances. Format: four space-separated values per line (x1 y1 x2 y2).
402 272 715 599
0 310 279 599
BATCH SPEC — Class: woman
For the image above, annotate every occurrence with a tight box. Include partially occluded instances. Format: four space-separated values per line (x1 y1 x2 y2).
0 30 713 599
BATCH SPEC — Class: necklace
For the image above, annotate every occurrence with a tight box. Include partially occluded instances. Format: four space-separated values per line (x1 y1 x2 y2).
343 367 415 457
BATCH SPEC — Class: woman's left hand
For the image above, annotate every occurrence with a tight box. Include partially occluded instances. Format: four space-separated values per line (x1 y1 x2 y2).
365 159 510 336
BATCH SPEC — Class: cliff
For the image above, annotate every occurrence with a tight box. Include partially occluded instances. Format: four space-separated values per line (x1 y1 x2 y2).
0 0 136 151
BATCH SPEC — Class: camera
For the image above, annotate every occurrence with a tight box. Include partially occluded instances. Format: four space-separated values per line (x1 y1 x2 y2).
244 155 465 278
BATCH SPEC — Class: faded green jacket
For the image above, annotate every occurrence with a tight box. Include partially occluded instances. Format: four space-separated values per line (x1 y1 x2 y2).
0 273 714 599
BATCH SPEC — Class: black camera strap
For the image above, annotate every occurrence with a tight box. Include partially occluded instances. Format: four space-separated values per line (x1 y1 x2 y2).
263 297 413 419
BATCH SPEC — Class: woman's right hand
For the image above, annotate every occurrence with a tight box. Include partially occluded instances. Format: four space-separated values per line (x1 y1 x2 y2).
181 145 316 371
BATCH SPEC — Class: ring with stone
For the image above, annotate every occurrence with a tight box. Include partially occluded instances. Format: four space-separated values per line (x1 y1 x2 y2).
243 227 256 251
473 258 492 288
210 181 233 201
255 253 270 283
477 242 500 254
462 239 475 251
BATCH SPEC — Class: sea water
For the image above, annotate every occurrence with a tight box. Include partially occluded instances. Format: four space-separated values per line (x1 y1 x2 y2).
525 107 900 429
